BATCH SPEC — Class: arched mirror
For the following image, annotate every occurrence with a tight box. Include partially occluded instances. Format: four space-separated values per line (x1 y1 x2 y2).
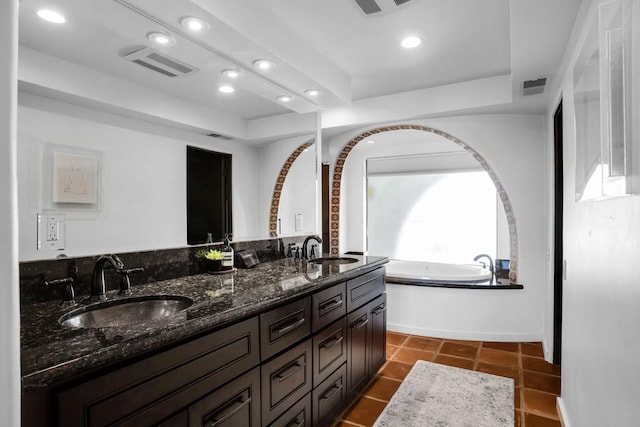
266 138 317 237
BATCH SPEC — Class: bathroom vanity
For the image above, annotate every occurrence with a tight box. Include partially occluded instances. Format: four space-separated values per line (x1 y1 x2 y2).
21 255 387 427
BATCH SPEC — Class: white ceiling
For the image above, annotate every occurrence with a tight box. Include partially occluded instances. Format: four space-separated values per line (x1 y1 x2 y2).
17 0 582 144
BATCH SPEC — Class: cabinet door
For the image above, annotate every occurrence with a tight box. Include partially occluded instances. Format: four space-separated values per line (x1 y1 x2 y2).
346 304 370 400
312 363 347 427
261 339 313 426
261 297 311 360
369 293 387 376
188 367 260 427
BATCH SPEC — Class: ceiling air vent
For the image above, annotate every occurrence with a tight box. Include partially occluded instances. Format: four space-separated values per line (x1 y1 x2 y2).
122 47 196 78
353 0 413 15
206 133 233 141
355 0 382 14
522 77 548 96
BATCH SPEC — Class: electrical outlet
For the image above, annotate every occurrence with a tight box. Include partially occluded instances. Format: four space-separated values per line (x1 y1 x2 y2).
47 219 59 241
38 213 66 250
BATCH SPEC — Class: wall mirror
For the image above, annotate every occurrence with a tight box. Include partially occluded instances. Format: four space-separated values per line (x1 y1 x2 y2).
186 146 232 245
269 141 317 237
17 1 321 261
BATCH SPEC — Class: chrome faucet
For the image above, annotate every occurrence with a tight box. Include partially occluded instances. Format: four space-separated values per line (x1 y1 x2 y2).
90 254 125 301
301 235 323 259
473 254 494 277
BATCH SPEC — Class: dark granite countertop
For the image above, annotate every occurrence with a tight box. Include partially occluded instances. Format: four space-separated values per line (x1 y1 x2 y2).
21 255 387 391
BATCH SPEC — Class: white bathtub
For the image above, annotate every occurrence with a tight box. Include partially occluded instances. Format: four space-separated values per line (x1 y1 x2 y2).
386 259 492 285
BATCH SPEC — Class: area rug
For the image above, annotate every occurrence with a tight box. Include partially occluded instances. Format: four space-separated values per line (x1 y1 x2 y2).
374 360 514 427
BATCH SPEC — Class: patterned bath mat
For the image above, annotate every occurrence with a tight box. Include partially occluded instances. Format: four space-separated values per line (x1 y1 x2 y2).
374 360 514 427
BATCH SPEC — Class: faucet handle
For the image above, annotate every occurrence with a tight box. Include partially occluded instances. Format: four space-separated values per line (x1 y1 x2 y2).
44 277 77 307
118 267 144 295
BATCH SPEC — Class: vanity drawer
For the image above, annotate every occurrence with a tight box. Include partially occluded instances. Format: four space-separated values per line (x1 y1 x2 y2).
313 317 347 387
311 282 347 333
268 393 311 427
346 268 385 312
261 339 313 426
188 366 261 427
261 297 311 360
57 316 260 427
312 363 348 427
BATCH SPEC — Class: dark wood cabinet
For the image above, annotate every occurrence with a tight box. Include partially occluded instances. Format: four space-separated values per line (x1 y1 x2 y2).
56 317 259 427
346 291 387 400
311 282 346 333
312 317 347 387
369 293 387 375
188 367 260 427
312 363 348 427
261 339 313 426
157 410 188 427
346 269 385 312
35 266 385 427
346 303 371 400
261 297 311 360
268 394 311 427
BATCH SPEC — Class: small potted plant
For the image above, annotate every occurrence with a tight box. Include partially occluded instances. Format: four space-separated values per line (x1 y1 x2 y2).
195 248 224 272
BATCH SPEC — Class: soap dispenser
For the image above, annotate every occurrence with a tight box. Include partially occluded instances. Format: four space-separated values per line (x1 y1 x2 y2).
221 234 234 271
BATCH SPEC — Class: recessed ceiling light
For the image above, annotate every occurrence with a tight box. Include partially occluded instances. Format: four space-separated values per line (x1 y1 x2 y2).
305 89 322 97
36 9 66 24
253 59 273 71
218 85 235 94
401 36 422 49
147 32 175 47
277 95 293 103
180 17 209 32
221 68 241 79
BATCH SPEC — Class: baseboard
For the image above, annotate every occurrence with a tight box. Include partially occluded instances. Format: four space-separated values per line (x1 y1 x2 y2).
556 397 571 427
387 322 543 342
542 335 554 363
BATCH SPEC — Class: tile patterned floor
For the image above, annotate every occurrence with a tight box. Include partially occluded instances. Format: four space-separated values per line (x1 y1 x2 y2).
333 331 562 427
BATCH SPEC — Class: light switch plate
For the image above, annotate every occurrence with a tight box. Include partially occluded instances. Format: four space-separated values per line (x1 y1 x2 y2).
37 213 66 250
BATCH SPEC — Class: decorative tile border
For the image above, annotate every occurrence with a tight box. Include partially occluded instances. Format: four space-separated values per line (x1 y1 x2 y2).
330 125 518 283
268 139 315 237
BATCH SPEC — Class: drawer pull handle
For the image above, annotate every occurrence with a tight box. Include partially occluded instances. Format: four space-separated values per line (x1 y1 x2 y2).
274 317 305 336
321 380 343 401
204 393 252 427
276 360 305 382
321 334 344 349
285 411 305 427
351 317 369 329
319 297 343 313
372 304 385 315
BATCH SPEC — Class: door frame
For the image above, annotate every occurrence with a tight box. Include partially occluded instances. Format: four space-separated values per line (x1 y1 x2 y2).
553 100 564 365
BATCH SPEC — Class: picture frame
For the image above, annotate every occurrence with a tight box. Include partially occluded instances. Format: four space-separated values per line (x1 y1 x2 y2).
52 151 99 204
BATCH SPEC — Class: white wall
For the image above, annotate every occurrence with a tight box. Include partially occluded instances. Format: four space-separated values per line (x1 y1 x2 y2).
325 115 548 342
18 93 262 261
258 135 317 238
547 0 640 425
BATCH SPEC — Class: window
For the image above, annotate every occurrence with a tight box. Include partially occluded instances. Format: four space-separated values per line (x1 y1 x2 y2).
367 170 497 263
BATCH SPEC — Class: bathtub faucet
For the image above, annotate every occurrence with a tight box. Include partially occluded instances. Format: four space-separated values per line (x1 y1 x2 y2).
473 254 494 277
